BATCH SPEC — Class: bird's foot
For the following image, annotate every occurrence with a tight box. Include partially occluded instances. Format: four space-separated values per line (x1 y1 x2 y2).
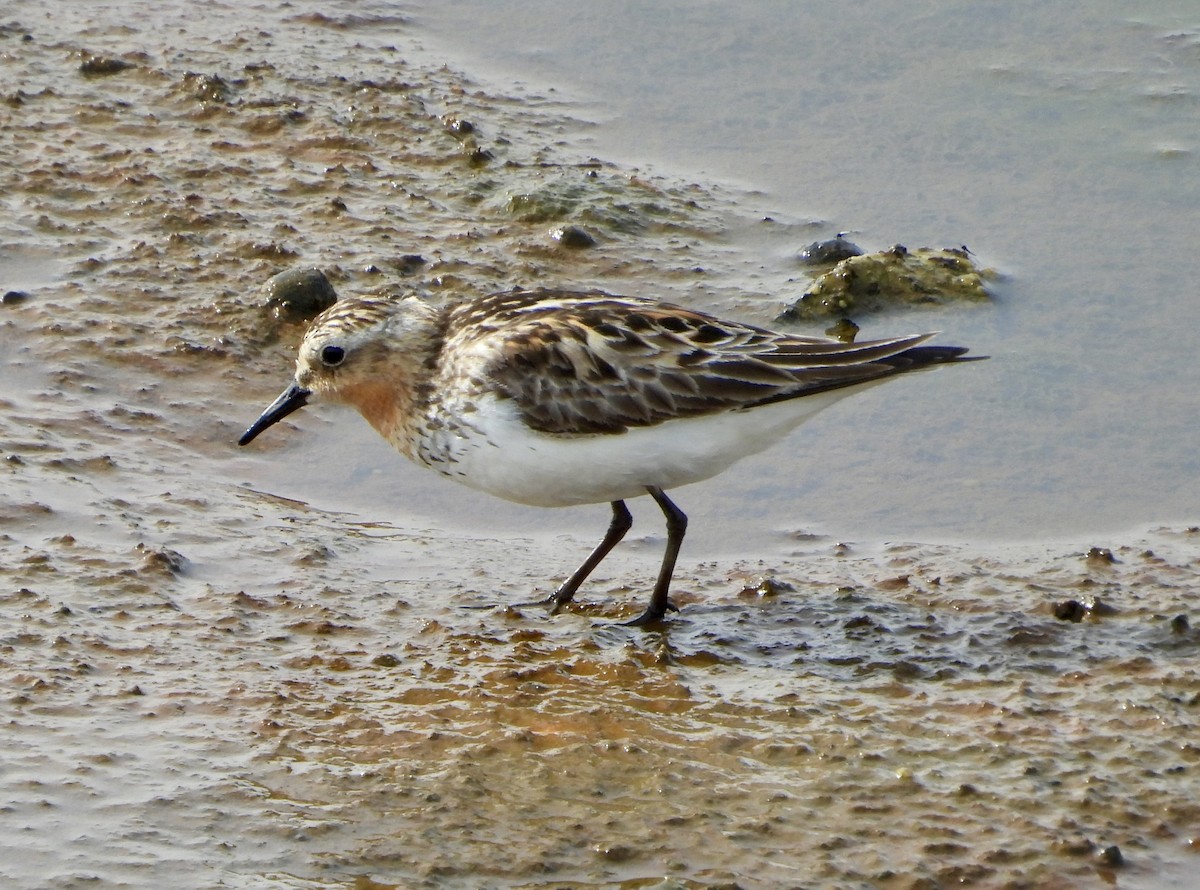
460 592 564 613
507 589 573 615
619 599 679 627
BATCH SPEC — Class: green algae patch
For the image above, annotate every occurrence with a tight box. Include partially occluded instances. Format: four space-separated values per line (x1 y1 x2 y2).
779 245 996 323
496 170 685 236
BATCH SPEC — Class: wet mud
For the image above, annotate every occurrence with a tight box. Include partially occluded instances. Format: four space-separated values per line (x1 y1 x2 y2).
2 4 1199 889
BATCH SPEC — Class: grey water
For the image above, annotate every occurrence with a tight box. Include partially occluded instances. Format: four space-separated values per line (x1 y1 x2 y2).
370 0 1200 550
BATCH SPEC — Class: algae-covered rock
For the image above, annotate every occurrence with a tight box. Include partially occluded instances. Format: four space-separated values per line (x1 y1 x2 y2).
503 183 586 223
780 245 994 322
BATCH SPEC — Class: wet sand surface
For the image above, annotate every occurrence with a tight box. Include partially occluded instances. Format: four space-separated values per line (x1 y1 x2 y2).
2 3 1199 888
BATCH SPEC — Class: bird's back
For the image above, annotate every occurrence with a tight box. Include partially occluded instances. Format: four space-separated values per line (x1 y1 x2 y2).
438 288 966 437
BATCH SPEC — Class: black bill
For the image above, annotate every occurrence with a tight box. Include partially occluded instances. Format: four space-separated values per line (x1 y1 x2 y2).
238 383 311 446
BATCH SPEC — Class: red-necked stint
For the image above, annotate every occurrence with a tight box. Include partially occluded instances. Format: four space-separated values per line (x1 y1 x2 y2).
240 288 980 625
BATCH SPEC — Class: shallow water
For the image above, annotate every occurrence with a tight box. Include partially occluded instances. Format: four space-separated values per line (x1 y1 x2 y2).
412 0 1200 543
2 2 1199 888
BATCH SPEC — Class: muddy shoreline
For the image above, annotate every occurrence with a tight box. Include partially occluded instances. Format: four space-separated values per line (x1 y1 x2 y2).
2 4 1199 888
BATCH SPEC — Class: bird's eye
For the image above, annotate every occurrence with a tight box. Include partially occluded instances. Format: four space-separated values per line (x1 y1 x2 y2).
320 345 346 367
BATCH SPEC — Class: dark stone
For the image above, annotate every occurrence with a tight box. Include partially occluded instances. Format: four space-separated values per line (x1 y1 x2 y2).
261 268 338 323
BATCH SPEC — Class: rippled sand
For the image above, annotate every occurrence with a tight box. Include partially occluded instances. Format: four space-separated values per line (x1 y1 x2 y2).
2 4 1199 888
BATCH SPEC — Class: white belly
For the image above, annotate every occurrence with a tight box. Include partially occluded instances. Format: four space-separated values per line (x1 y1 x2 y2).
422 388 868 508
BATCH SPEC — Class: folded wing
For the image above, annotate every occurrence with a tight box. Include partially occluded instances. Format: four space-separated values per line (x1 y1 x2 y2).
447 289 969 435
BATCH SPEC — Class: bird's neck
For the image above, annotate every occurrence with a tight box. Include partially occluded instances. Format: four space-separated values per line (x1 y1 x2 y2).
344 309 446 461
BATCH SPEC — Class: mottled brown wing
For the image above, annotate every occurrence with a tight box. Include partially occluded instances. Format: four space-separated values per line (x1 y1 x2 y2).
447 289 963 435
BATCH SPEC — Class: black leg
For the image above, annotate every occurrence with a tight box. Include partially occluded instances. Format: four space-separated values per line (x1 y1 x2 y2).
513 500 633 613
622 487 687 626
549 500 633 612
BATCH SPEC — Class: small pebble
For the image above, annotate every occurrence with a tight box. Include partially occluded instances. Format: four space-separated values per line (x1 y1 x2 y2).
591 843 635 862
443 116 475 136
396 254 426 274
181 71 233 103
549 224 597 248
261 268 338 323
1085 595 1118 616
799 234 862 265
824 318 859 343
79 55 134 76
466 146 494 165
738 577 794 598
1053 599 1087 622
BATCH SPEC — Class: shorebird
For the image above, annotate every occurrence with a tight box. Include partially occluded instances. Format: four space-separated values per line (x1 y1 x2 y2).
239 288 979 625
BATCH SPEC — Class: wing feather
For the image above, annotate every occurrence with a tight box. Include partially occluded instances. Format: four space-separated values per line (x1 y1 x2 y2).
443 289 968 435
